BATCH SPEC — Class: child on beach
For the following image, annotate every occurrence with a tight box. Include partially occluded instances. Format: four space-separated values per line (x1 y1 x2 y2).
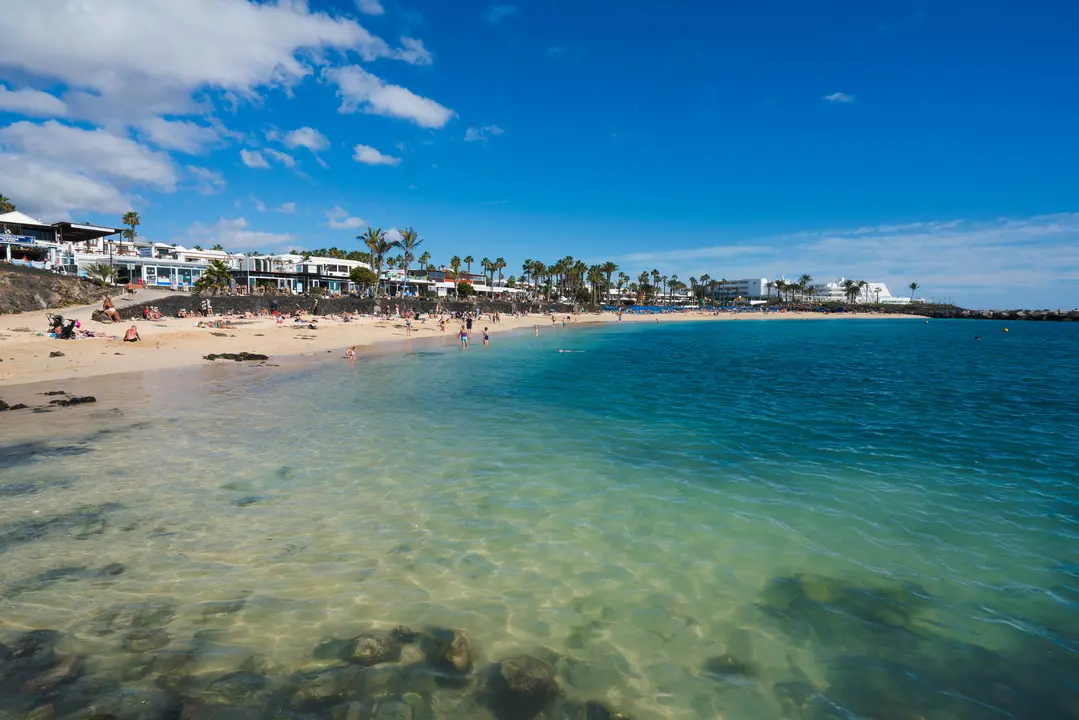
345 346 356 360
483 327 490 347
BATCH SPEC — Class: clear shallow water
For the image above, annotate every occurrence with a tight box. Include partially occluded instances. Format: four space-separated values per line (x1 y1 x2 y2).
2 318 1078 719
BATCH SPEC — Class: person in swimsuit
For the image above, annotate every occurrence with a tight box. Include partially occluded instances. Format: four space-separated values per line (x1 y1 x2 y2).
123 325 140 342
483 327 490 347
102 296 121 323
346 346 357 359
459 325 469 347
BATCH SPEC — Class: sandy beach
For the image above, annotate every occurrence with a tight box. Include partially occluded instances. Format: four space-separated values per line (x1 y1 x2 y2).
0 292 917 389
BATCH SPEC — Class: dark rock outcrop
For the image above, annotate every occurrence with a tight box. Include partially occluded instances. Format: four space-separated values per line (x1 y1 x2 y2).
479 655 560 720
421 628 474 676
0 264 112 314
203 352 269 362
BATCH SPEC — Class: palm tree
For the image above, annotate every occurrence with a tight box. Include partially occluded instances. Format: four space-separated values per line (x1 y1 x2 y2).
799 273 813 301
599 261 619 304
765 280 775 301
908 282 920 301
637 271 651 302
856 280 868 304
464 255 475 273
0 194 15 213
651 269 661 296
358 227 392 296
418 251 431 271
392 227 424 295
616 271 628 303
86 263 115 287
698 273 712 304
533 261 549 300
194 259 232 295
449 255 462 277
121 210 140 258
480 257 492 288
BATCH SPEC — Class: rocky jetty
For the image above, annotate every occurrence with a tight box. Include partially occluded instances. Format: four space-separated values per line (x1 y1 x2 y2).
908 305 1079 322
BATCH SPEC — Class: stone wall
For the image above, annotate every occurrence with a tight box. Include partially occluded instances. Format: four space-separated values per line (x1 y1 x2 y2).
113 293 598 320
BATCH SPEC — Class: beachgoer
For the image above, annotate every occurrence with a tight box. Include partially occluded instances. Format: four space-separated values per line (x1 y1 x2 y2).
405 318 412 337
534 325 539 336
102 296 121 323
123 325 140 342
439 318 446 333
483 327 490 348
346 346 357 359
466 316 473 331
459 325 469 348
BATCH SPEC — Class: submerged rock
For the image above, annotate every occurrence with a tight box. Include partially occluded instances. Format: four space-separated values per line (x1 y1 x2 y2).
349 634 402 666
702 654 758 680
201 597 247 618
480 655 559 720
206 671 269 705
121 629 170 653
92 599 177 635
421 628 474 676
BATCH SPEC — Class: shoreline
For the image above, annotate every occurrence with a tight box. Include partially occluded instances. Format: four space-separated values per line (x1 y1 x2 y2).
0 304 920 392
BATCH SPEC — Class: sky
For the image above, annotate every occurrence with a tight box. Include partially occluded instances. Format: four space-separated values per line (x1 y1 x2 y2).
0 0 1077 309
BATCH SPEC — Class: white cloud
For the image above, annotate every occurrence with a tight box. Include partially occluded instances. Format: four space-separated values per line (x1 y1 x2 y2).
357 0 385 15
139 117 219 153
0 120 178 190
264 148 296 167
187 165 226 195
250 194 267 212
0 153 128 217
277 202 296 214
0 0 406 122
283 126 329 152
240 149 270 168
464 124 504 142
393 37 433 66
823 92 855 103
179 216 293 252
0 85 67 118
326 205 365 229
324 65 455 129
484 5 518 23
353 144 401 166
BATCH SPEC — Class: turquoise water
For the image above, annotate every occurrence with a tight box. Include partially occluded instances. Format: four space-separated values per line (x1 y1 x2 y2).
1 318 1078 719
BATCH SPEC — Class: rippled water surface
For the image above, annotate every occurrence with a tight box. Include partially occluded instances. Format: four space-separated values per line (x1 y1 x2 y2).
2 318 1078 719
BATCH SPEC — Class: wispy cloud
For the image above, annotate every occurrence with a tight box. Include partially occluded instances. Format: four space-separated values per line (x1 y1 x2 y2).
617 214 1079 308
822 92 855 103
178 217 292 252
324 66 455 129
464 125 504 142
283 126 329 152
187 166 226 195
545 46 566 57
326 205 365 229
394 37 433 66
356 0 384 15
483 4 517 23
277 202 296 214
240 149 269 168
264 148 296 167
353 144 401 166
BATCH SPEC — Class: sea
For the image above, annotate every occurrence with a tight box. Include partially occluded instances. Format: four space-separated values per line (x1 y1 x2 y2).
1 317 1077 719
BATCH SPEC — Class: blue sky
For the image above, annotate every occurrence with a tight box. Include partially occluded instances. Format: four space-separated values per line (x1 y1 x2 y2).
1 0 1077 308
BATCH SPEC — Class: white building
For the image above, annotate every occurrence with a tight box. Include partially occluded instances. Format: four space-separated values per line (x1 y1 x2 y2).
808 278 919 305
714 278 770 301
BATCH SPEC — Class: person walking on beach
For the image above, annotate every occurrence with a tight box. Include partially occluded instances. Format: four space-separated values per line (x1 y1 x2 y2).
439 318 446 333
483 327 490 348
466 315 473 332
459 325 469 348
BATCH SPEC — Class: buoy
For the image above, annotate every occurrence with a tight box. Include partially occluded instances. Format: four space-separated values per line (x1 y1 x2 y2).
1003 328 1009 333
925 320 929 324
